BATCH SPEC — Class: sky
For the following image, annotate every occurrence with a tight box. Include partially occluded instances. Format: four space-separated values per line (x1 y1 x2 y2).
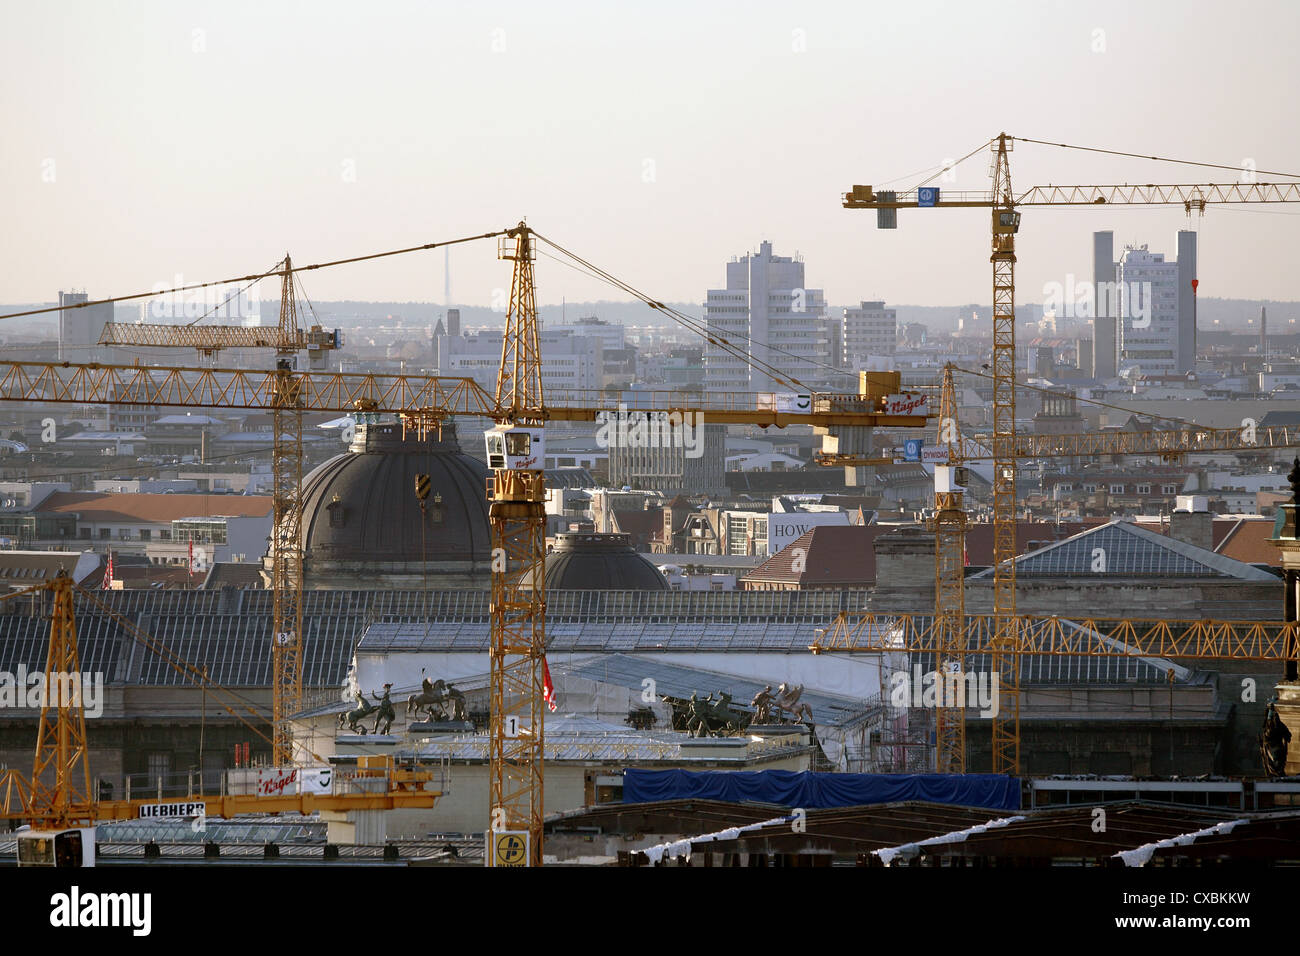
3 0 1299 315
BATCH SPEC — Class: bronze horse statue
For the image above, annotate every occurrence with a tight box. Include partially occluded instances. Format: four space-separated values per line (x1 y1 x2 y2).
338 693 376 734
406 676 467 722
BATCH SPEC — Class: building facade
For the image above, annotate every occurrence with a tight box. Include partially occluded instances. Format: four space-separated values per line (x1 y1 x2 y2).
842 300 897 370
704 241 828 392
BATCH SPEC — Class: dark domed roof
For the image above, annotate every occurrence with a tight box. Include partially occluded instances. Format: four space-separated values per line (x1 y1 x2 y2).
529 532 669 591
298 421 490 577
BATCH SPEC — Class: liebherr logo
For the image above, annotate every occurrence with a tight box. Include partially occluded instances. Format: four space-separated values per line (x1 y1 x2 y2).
50 886 151 936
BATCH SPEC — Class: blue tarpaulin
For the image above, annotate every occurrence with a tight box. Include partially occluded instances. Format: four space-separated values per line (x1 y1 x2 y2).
623 770 1021 812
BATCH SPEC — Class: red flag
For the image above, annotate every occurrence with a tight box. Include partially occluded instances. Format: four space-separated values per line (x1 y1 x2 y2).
542 658 558 713
188 539 195 578
102 550 113 589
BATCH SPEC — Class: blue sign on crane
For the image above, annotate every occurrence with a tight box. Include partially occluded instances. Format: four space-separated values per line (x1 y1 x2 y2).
903 438 923 462
917 187 940 207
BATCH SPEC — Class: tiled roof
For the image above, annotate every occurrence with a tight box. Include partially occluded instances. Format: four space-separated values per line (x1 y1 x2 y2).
1215 518 1282 567
39 492 272 523
201 562 266 589
612 508 662 548
741 525 881 587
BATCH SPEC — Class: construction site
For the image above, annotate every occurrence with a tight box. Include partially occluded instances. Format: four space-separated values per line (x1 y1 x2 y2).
2 4 1299 941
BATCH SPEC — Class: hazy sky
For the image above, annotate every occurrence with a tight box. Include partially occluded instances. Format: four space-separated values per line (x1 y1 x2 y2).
3 0 1299 316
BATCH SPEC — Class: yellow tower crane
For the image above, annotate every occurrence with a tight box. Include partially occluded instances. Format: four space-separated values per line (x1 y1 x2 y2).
97 255 339 766
823 361 1300 771
844 133 1300 772
1 229 935 864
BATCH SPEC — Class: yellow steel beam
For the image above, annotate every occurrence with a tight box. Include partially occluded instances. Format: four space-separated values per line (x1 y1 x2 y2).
0 360 928 429
6 788 443 823
844 182 1300 209
810 611 1300 661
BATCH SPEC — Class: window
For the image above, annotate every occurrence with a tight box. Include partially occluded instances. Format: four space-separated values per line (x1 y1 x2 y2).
1084 484 1097 493
98 528 111 540
1136 484 1151 495
139 529 151 541
1109 484 1125 494
147 752 171 788
1162 484 1178 495
1056 484 1072 493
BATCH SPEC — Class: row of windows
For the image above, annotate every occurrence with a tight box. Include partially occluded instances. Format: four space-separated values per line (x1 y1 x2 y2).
1057 482 1179 495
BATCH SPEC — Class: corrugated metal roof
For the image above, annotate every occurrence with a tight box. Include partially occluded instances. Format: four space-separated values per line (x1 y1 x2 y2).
970 519 1277 581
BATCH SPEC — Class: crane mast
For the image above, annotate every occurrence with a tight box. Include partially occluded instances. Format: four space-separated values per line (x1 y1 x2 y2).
271 257 306 765
988 134 1021 774
487 224 548 866
932 365 967 772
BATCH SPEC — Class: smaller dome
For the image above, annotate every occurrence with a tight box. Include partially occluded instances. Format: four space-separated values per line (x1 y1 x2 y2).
527 532 669 591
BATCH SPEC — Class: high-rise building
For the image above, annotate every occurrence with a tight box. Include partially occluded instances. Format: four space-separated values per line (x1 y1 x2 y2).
1092 231 1117 380
704 241 828 392
1176 230 1197 373
842 301 897 370
1093 230 1197 377
58 290 113 363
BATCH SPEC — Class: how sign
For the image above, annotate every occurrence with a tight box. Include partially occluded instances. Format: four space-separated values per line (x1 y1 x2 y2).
918 187 940 207
903 439 923 462
768 512 851 554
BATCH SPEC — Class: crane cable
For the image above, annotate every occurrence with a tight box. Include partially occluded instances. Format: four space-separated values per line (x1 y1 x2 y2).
534 231 864 389
73 585 328 764
0 230 510 323
953 365 1268 434
1013 136 1300 181
533 232 813 388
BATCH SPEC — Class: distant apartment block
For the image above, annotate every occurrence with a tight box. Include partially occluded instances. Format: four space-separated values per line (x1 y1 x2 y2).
842 301 897 369
704 241 828 392
606 423 727 497
58 290 113 363
436 327 604 394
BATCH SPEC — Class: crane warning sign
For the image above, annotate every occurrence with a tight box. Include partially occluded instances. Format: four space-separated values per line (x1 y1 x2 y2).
489 830 530 867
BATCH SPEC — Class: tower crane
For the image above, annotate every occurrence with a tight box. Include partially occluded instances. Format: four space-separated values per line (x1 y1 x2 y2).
1 571 443 866
843 133 1300 772
822 362 1300 772
1 228 934 864
97 256 339 766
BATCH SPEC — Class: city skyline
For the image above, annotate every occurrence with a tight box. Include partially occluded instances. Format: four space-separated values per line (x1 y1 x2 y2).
3 0 1299 311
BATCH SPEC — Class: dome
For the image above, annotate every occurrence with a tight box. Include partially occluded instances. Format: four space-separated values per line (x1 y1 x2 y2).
528 532 669 591
296 421 491 587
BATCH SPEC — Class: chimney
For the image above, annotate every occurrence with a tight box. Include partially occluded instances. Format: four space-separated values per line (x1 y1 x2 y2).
1169 495 1213 551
